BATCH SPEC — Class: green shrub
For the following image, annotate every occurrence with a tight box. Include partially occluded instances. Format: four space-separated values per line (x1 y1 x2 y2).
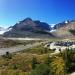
31 57 37 69
31 63 50 75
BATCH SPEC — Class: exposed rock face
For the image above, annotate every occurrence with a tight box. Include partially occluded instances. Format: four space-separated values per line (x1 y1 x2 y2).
54 20 70 30
4 18 75 38
3 18 54 38
54 20 75 30
52 20 75 38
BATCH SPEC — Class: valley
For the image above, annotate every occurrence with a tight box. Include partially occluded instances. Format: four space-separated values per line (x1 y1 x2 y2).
1 0 75 74
0 18 75 75
0 37 75 75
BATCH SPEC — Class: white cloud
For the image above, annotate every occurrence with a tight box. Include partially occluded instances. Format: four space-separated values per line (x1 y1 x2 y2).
0 31 6 34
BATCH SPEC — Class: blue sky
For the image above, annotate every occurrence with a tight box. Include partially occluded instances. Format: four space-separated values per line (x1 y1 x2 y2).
0 0 75 27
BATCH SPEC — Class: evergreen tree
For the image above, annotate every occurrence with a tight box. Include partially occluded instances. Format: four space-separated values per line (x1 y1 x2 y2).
45 55 52 65
31 57 37 69
31 63 50 75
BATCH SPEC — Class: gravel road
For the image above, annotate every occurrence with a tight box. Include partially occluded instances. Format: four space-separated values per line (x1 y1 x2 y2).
0 42 41 55
70 72 75 75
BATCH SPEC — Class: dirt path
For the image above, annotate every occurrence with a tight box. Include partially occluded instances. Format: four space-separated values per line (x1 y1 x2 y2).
70 72 75 75
0 42 41 55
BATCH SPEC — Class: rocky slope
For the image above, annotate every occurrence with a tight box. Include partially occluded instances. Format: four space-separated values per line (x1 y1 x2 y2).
3 18 75 38
3 18 54 38
52 20 75 38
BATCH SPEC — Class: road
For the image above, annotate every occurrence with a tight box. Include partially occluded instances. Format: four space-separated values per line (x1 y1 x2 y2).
0 42 42 55
70 72 75 75
4 37 41 40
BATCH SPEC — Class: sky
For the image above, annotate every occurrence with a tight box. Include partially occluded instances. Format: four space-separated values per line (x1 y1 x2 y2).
0 0 75 28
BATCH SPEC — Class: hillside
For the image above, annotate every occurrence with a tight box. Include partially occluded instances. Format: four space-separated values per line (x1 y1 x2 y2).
52 20 75 38
3 18 54 38
3 19 75 39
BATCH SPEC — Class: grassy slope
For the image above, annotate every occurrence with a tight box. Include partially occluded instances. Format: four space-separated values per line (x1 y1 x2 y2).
0 44 53 75
52 29 75 39
0 39 74 75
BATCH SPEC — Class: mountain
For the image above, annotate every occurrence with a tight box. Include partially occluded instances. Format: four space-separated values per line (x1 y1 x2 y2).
3 18 54 38
54 20 70 30
52 20 75 38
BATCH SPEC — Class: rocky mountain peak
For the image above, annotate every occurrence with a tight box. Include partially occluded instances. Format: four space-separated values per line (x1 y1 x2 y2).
3 18 53 38
20 18 32 23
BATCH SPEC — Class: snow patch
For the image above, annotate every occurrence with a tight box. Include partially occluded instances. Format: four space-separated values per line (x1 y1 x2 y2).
65 20 68 24
0 26 12 35
50 24 55 27
0 31 6 34
6 28 12 32
50 29 56 32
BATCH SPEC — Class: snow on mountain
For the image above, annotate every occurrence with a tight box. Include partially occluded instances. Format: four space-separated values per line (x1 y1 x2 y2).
50 24 55 27
50 29 56 32
0 27 8 35
0 31 6 34
6 27 12 32
49 24 56 32
65 20 69 24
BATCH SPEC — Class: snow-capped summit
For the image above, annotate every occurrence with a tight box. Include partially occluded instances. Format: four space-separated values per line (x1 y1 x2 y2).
65 20 69 24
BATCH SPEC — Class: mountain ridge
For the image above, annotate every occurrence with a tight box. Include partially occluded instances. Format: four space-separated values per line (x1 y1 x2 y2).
52 20 75 38
3 18 54 38
2 18 75 38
